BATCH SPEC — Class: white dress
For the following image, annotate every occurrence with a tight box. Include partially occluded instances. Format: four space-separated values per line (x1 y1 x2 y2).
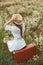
5 25 26 52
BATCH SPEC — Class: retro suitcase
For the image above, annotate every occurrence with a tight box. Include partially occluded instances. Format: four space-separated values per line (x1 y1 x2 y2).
13 44 36 63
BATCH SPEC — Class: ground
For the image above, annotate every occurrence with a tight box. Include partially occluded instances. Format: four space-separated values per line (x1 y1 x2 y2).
0 0 43 65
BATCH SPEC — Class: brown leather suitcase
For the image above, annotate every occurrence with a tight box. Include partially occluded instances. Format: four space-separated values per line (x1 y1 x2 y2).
13 44 36 63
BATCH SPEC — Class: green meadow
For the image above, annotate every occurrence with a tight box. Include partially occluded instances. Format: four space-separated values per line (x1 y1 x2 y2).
0 0 43 65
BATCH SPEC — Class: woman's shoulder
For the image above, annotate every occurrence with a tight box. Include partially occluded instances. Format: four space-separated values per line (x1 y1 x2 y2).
5 24 20 31
5 24 15 28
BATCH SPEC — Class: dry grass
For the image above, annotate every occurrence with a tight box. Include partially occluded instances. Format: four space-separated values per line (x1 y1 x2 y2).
0 0 43 65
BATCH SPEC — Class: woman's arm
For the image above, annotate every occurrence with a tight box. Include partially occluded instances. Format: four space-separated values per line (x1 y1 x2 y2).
4 18 13 27
4 14 16 27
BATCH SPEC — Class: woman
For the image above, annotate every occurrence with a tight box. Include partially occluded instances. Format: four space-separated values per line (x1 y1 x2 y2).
4 14 26 52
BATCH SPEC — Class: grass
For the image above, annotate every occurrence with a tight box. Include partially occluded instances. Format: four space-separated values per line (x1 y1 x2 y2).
0 0 43 65
0 21 43 65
